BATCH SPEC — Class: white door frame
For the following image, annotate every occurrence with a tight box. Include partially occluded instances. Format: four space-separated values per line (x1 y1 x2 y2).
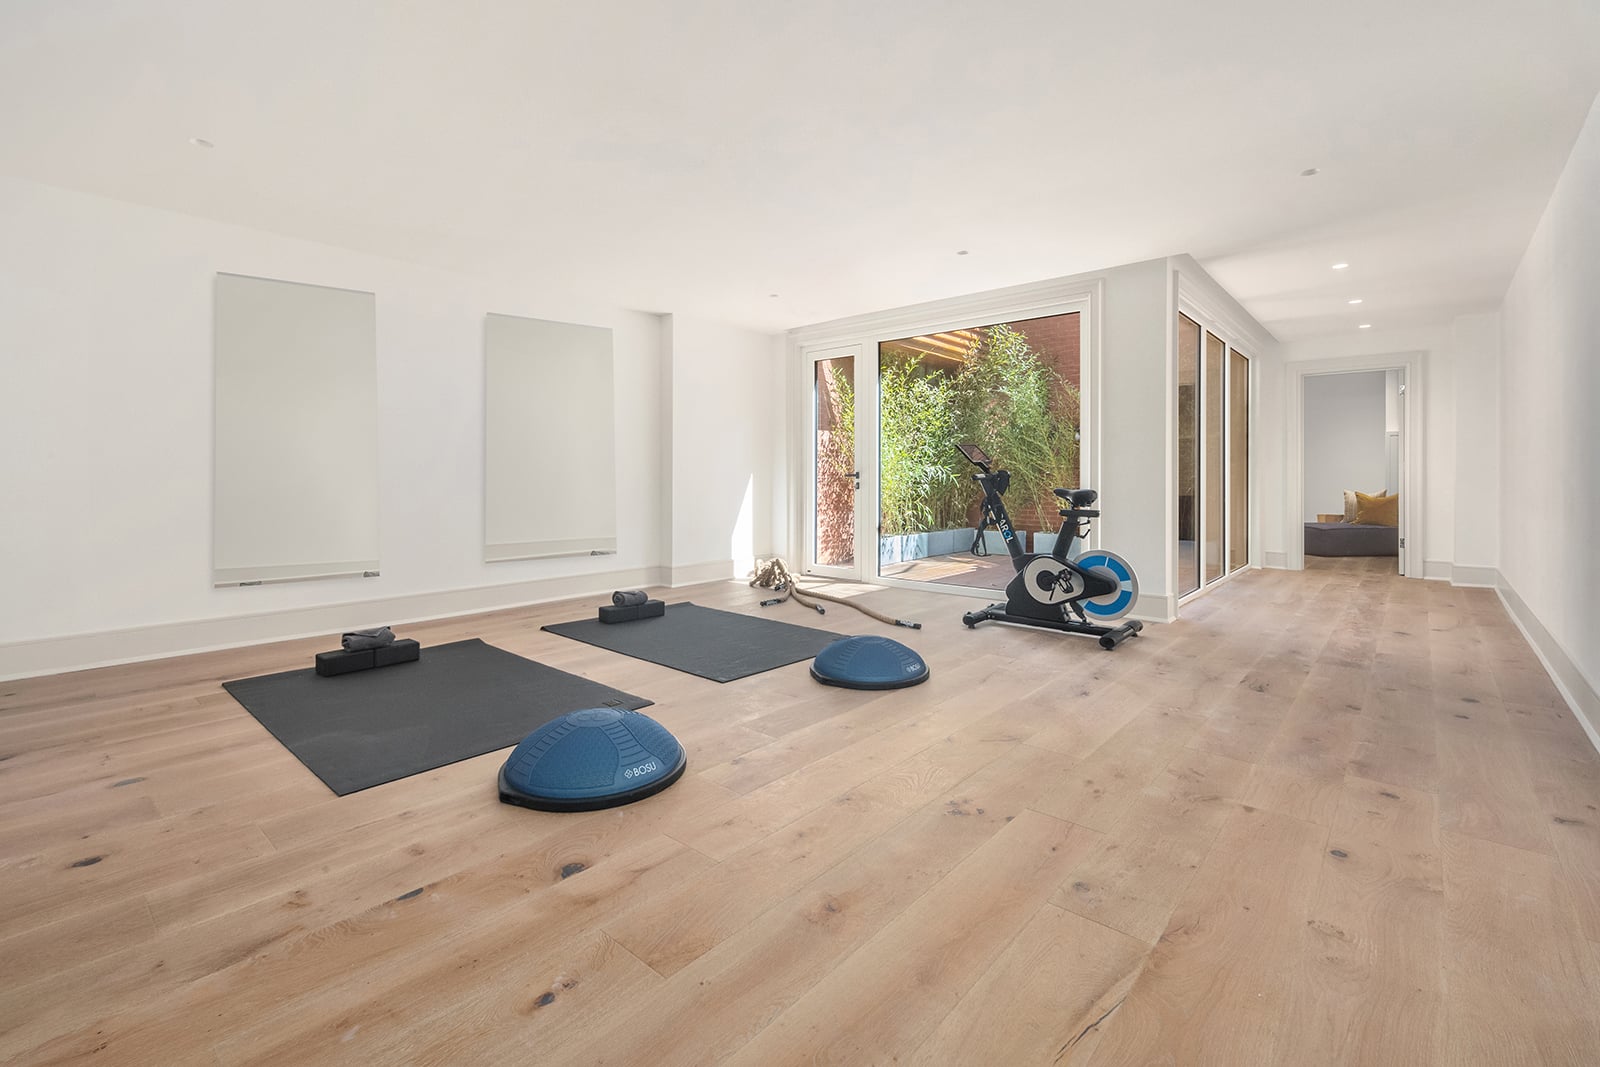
1226 346 1252 579
1174 302 1257 608
1286 351 1426 577
799 343 864 579
788 275 1101 596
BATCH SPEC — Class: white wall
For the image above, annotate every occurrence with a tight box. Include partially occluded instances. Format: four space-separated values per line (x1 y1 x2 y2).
1426 340 1457 566
1303 371 1387 521
1095 259 1171 600
664 314 786 579
1500 91 1600 716
0 176 668 672
1256 354 1287 566
1449 312 1501 573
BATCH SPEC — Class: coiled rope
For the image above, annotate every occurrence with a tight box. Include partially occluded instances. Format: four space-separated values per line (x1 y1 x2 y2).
749 558 921 629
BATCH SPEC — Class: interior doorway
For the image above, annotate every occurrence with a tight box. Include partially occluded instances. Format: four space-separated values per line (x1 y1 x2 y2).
1302 369 1406 573
1286 352 1425 578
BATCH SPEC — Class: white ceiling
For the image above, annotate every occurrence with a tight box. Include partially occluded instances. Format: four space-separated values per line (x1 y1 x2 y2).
3 1 1598 341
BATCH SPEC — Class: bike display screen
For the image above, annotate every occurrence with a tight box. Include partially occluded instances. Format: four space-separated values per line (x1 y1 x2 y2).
957 442 993 467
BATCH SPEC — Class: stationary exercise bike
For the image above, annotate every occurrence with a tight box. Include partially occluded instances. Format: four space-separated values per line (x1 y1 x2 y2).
957 442 1143 649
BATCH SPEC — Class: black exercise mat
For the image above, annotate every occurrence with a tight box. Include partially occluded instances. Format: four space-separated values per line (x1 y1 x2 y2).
542 602 842 683
222 638 653 795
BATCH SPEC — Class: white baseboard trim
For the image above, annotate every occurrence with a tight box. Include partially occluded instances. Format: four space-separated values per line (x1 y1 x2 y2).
1263 551 1288 570
0 565 670 682
1421 560 1500 587
1449 564 1500 588
1134 592 1177 624
669 559 738 587
1496 576 1600 758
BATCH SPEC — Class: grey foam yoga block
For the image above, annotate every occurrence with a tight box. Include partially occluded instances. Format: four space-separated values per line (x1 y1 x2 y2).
598 600 666 624
374 639 421 667
316 648 376 676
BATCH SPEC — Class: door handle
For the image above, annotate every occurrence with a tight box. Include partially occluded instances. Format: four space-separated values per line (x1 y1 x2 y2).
849 471 860 491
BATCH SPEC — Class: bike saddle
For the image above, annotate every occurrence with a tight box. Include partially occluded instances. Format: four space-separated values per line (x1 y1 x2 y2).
1053 488 1098 507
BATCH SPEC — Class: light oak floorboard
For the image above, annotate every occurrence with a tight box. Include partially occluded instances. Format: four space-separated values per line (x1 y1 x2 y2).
1084 804 1331 1066
1441 831 1600 1065
905 901 1148 1066
1051 749 1253 943
3 560 1599 1064
1276 775 1447 1064
720 808 1101 1067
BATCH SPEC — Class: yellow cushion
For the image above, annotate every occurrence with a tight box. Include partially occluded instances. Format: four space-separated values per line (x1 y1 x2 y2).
1342 489 1357 522
1354 491 1399 526
1343 488 1390 522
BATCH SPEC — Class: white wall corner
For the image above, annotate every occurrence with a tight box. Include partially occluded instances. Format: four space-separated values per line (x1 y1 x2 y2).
1423 559 1453 582
1169 255 1281 357
0 565 672 682
1135 592 1179 624
1497 575 1600 757
659 313 677 570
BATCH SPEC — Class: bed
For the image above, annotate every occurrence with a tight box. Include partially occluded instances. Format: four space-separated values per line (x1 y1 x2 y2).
1303 522 1399 557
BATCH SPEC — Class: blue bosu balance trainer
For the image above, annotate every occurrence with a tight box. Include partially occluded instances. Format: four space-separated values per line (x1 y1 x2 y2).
498 707 687 812
810 635 930 690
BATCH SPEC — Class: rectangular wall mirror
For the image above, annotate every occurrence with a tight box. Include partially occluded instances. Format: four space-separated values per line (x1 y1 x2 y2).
213 273 379 586
484 313 617 562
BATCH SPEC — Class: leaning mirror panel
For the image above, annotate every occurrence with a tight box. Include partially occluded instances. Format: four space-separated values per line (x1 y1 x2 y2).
483 313 618 563
212 273 380 586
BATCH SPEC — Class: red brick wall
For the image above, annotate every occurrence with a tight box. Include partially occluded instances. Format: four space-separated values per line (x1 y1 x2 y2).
1007 313 1082 391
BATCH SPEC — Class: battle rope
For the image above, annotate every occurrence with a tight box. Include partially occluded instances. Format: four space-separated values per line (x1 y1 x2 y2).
749 558 922 629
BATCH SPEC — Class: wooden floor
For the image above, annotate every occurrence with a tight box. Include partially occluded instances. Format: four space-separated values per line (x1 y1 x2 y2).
879 550 1013 590
4 557 1600 1065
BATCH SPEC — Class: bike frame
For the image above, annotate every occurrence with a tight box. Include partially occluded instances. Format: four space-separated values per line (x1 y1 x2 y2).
971 469 1090 570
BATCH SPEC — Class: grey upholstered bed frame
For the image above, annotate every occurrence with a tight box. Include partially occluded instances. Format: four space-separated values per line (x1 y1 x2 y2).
1303 522 1399 557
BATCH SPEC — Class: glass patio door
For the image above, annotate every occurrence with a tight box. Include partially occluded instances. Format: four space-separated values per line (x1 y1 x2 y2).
804 345 861 578
1177 312 1250 600
874 313 1083 592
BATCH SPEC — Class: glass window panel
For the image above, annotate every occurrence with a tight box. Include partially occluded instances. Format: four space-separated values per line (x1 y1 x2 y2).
1229 349 1250 573
877 313 1081 590
814 356 855 567
1204 331 1226 586
1177 314 1201 597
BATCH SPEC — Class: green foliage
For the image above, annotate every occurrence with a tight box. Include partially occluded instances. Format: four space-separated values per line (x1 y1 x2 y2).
876 325 1080 537
815 364 857 564
823 364 856 478
878 354 959 535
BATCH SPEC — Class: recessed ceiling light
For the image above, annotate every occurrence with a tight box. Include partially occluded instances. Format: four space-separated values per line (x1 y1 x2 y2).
1348 298 1363 305
956 250 970 256
189 137 214 149
1300 167 1320 177
1331 262 1349 270
1358 323 1372 329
